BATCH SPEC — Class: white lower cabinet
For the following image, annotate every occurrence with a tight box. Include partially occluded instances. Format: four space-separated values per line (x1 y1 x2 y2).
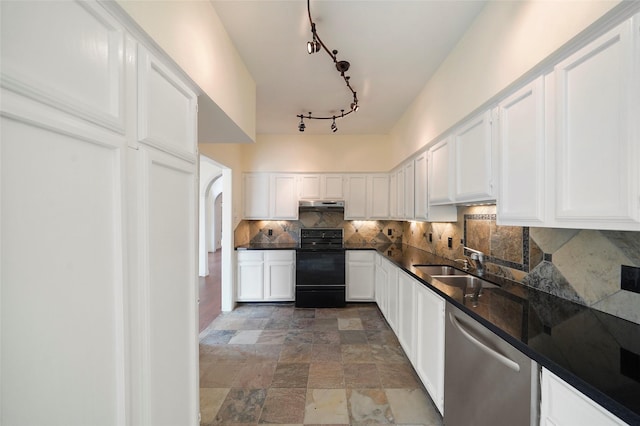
397 270 417 361
540 368 627 426
414 284 445 415
346 250 376 301
374 254 389 315
237 250 295 301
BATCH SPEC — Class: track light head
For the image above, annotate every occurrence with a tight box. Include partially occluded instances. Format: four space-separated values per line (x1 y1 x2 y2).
331 118 337 133
307 39 320 54
298 117 306 132
351 102 359 112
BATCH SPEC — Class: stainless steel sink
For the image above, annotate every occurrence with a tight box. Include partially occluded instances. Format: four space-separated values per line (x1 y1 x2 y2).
434 275 499 290
413 265 468 276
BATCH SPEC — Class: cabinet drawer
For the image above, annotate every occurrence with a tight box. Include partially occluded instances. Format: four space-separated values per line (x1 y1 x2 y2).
347 250 376 262
265 250 295 262
237 251 264 262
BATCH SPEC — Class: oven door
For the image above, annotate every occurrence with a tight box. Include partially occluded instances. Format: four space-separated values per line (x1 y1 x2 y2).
295 249 345 307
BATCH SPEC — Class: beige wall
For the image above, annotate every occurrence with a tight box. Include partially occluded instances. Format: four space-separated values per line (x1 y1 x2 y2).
389 0 620 166
118 0 256 142
241 134 392 173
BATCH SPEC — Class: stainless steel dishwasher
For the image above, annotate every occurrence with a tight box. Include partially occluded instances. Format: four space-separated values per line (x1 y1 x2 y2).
444 303 539 426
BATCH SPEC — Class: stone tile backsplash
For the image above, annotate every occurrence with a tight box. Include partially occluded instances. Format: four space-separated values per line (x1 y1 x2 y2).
235 205 640 325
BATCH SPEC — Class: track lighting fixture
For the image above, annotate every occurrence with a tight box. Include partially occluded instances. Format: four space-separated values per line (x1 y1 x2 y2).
296 0 359 133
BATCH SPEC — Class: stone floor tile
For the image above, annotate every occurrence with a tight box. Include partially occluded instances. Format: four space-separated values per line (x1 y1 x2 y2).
214 388 267 424
343 363 381 388
271 305 295 318
247 306 275 318
365 330 400 346
212 317 247 330
200 361 244 388
361 316 388 330
291 318 315 329
313 318 339 330
341 344 375 363
385 388 443 425
271 363 310 388
279 343 313 362
228 330 262 344
311 344 342 362
339 330 368 344
313 330 341 345
293 308 316 318
257 329 288 345
231 362 276 388
285 330 314 344
252 344 283 362
347 388 394 424
259 388 307 424
338 317 364 330
314 308 341 319
370 344 409 364
200 329 236 345
377 363 421 388
199 388 229 425
304 389 349 425
265 318 292 330
236 318 269 330
308 362 344 388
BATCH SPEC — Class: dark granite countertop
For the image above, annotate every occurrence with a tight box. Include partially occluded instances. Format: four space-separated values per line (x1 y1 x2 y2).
235 242 640 424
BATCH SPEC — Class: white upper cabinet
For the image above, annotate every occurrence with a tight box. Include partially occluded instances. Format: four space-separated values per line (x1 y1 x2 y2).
389 172 398 219
414 151 428 220
369 174 390 219
404 161 415 219
270 174 298 219
453 109 496 203
428 136 455 205
243 173 270 219
323 174 345 199
396 167 405 219
243 173 297 220
551 16 640 230
497 77 546 225
298 174 344 200
137 46 198 160
345 174 368 219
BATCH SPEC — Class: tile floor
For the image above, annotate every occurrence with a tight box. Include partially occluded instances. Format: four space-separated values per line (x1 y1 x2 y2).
199 303 443 425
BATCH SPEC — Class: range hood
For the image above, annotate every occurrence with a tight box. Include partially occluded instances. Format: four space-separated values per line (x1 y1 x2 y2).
299 200 345 212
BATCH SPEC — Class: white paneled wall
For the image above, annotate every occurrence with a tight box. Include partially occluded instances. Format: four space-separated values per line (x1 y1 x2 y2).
1 2 199 425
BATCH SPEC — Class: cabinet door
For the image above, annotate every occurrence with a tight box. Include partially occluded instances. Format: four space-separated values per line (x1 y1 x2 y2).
397 271 416 361
404 161 415 219
540 368 626 426
243 173 270 219
454 109 494 203
299 174 321 199
497 77 546 225
415 285 445 415
553 18 640 230
389 172 398 219
346 251 376 301
270 174 298 219
374 255 389 316
264 251 295 301
345 175 368 219
396 168 405 218
414 151 428 220
429 137 455 205
237 252 265 301
369 174 390 219
386 264 399 333
323 174 344 199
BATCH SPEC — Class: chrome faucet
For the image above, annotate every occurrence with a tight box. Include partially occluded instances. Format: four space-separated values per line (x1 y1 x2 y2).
454 258 469 270
464 247 485 276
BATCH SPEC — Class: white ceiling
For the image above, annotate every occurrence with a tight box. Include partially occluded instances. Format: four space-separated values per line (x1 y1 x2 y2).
210 0 487 135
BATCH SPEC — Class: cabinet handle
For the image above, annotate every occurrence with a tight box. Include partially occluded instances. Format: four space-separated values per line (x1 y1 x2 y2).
448 312 520 372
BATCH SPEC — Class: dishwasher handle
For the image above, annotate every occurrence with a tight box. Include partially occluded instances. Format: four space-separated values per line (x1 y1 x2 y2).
448 312 520 372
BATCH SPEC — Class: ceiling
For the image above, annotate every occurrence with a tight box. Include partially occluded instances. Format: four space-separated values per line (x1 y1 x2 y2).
210 0 487 135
